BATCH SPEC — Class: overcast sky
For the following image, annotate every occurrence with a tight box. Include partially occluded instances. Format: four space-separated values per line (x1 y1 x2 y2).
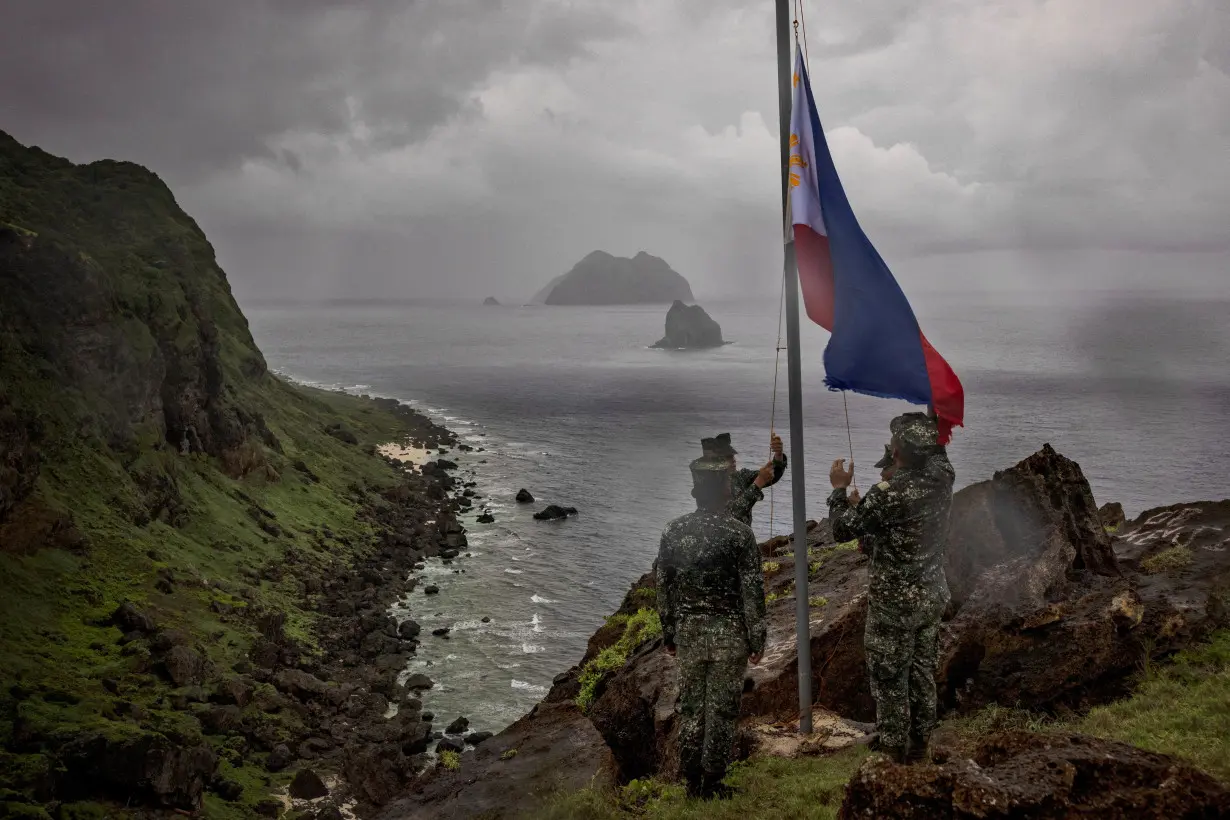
2 0 1227 302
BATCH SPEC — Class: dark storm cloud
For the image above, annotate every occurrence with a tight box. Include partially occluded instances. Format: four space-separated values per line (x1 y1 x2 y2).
1 0 1227 301
0 0 625 177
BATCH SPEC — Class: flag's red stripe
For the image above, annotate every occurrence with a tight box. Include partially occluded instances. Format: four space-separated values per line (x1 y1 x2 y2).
920 332 964 444
794 225 835 331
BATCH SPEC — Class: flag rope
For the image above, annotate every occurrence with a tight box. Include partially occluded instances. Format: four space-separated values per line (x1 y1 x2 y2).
768 266 786 543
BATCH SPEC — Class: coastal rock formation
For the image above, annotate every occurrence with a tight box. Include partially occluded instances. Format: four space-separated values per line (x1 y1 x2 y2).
373 443 1230 817
482 296 500 306
516 488 534 504
533 505 578 521
650 300 725 349
839 731 1230 819
535 251 694 305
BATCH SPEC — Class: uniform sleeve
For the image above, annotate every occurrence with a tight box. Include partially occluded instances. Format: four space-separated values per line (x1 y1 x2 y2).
827 484 892 543
728 482 764 524
655 531 678 647
769 453 787 486
737 528 768 656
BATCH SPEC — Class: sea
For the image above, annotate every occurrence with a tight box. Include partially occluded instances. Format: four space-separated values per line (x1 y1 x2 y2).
244 290 1230 739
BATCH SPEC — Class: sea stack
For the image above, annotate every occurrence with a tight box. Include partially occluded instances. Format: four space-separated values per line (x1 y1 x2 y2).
651 300 725 349
532 251 693 305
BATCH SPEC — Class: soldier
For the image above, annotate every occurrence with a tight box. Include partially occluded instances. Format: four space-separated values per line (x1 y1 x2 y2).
656 452 767 798
706 432 786 527
826 412 954 764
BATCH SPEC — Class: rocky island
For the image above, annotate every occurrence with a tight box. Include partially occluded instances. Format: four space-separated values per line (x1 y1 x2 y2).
532 250 694 305
651 300 726 349
483 296 500 306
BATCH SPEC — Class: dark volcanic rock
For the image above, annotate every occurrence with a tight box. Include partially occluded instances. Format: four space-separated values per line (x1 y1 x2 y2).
266 744 293 772
436 736 465 754
445 716 469 735
272 668 330 700
465 731 494 746
537 250 694 305
57 730 218 810
650 300 725 349
161 645 207 687
111 601 157 634
515 488 534 504
1099 501 1126 529
376 702 616 820
476 512 495 524
533 505 577 521
838 731 1230 819
397 619 421 640
405 673 434 691
289 767 330 800
424 584 440 595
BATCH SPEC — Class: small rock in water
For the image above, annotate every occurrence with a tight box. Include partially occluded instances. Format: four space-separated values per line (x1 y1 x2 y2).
481 616 491 623
515 488 534 504
422 711 435 721
446 716 470 734
424 585 440 595
533 505 577 521
476 512 495 524
405 674 434 691
432 627 451 637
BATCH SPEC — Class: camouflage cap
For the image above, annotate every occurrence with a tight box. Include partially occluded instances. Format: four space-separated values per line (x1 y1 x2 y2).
711 433 737 457
689 455 731 476
890 412 939 452
873 443 894 469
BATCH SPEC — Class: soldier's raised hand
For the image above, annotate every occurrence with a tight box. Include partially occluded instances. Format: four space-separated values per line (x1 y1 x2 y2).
770 434 784 462
830 458 854 489
753 462 776 488
849 487 861 505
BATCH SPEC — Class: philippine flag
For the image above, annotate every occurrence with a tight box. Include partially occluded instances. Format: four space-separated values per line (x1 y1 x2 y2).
787 50 964 443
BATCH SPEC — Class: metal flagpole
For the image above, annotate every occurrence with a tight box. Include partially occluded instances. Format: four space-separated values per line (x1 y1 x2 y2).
775 0 813 735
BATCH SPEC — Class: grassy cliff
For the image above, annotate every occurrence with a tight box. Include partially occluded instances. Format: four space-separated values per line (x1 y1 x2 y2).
0 131 445 818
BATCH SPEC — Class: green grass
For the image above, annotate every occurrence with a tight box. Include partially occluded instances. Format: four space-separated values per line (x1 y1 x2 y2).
1140 545 1194 574
576 609 663 712
534 747 869 820
440 750 462 771
1076 629 1230 780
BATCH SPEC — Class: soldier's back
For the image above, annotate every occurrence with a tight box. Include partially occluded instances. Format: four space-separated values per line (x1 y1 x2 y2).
659 511 755 616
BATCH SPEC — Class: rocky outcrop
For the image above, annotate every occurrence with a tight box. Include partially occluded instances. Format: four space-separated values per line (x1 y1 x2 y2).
839 731 1230 819
56 730 218 810
536 250 694 305
1099 501 1126 530
515 488 534 504
533 505 577 521
376 702 616 820
650 300 725 349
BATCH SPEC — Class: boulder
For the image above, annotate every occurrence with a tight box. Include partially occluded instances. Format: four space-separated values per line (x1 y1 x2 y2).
397 619 422 640
533 505 578 521
405 673 434 691
272 669 330 700
57 729 218 810
161 645 207 687
436 736 465 754
1099 501 1126 530
111 601 157 634
424 585 440 595
445 716 469 735
476 512 495 524
288 768 329 800
465 731 494 746
838 731 1230 819
650 300 725 349
266 744 293 772
515 489 535 504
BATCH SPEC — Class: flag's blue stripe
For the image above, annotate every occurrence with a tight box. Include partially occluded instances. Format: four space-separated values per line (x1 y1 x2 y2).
799 62 933 407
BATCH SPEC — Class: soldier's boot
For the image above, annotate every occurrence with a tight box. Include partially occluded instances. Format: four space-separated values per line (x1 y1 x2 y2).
878 744 908 764
906 732 932 765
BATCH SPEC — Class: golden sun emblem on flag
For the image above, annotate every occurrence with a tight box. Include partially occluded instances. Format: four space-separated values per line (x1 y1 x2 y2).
792 71 799 88
788 134 807 187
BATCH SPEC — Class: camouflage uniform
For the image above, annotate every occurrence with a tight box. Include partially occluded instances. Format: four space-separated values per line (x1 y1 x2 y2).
657 456 767 797
827 413 954 756
706 433 787 527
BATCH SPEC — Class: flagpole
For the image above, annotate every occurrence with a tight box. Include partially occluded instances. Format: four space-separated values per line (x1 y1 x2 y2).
775 0 813 735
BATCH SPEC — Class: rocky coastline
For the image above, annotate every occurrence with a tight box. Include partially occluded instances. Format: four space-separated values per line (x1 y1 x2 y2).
375 443 1230 819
